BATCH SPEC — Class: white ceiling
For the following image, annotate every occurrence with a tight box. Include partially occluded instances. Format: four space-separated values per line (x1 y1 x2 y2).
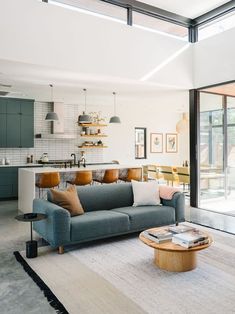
141 0 230 18
0 59 185 102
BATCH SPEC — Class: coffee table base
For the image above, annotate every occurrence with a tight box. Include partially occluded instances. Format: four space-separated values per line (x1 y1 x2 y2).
154 249 197 272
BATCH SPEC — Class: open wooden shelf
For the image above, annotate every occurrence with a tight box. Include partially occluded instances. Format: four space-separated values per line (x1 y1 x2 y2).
78 145 108 149
80 134 107 137
79 123 107 127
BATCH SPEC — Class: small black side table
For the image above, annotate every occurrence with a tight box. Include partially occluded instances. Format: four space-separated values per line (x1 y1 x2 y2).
15 213 47 258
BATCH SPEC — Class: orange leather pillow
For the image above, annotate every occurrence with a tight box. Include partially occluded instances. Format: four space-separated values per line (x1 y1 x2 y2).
50 185 84 216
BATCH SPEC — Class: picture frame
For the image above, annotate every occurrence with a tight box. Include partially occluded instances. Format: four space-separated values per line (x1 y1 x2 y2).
150 133 163 153
166 133 178 153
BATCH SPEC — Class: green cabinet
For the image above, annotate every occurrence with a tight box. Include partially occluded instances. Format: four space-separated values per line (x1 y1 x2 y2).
0 97 34 148
0 166 42 199
20 114 34 148
6 114 21 148
0 98 7 113
0 167 18 198
0 114 7 147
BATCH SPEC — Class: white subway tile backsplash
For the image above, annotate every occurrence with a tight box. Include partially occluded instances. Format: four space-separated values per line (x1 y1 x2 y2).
0 101 104 165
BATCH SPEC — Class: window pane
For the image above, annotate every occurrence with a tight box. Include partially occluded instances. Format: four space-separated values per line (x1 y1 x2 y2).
212 127 223 166
198 10 235 41
200 112 210 165
212 110 222 125
227 96 235 124
49 0 127 23
133 12 188 40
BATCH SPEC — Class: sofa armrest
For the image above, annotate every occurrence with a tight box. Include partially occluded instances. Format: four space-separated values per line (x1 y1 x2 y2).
161 192 185 223
33 199 71 247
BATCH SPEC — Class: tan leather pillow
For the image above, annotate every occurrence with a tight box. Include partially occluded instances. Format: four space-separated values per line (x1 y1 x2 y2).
50 185 84 216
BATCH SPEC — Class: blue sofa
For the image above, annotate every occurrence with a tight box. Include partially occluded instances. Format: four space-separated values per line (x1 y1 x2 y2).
33 183 185 252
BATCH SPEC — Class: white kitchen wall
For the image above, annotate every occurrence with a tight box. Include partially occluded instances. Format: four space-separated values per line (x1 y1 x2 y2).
0 90 189 165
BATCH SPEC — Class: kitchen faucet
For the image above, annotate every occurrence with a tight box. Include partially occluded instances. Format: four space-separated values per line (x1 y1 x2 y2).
78 151 86 168
71 153 76 166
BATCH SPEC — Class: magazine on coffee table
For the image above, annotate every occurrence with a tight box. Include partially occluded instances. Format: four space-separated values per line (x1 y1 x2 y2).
168 224 197 234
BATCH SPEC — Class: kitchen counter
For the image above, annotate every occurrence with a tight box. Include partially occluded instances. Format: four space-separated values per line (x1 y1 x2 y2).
18 164 142 212
20 164 135 173
0 163 42 167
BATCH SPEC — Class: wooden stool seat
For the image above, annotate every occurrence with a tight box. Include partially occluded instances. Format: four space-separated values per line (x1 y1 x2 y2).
94 169 119 184
66 171 92 186
120 168 142 182
36 172 60 198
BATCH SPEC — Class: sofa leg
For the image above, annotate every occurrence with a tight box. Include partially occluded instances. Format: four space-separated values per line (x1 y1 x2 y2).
58 246 64 254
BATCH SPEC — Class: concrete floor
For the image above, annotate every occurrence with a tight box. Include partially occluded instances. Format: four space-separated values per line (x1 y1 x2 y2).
0 198 234 314
0 201 55 314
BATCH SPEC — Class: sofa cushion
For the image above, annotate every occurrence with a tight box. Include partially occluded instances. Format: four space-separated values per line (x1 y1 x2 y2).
70 210 130 242
49 185 84 217
131 180 160 206
76 183 133 212
112 206 175 230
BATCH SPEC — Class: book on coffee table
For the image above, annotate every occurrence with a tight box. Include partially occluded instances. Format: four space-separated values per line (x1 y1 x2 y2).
172 230 209 248
143 231 172 243
172 237 209 248
168 224 197 234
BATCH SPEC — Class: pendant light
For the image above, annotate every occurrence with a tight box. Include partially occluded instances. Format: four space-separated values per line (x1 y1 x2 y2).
176 112 189 133
45 84 59 121
109 92 121 123
78 88 92 124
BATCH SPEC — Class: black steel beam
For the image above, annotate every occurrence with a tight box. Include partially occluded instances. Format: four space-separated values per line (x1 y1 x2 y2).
100 0 193 27
188 26 198 43
189 90 200 208
194 0 235 26
127 6 133 25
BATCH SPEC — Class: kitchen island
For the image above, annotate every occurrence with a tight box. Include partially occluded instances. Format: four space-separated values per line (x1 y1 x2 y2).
18 164 142 212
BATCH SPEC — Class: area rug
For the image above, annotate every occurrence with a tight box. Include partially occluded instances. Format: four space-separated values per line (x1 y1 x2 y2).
15 225 235 314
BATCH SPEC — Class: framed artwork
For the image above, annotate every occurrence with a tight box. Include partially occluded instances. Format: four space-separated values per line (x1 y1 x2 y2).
166 133 178 153
135 127 147 159
150 133 163 153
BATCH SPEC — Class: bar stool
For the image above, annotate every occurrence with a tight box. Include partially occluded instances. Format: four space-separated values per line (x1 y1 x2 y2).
94 169 119 184
36 172 60 198
66 171 93 186
120 168 142 182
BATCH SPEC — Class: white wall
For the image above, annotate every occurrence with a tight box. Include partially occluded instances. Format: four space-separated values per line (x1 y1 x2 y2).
105 91 189 165
0 91 189 166
194 27 235 88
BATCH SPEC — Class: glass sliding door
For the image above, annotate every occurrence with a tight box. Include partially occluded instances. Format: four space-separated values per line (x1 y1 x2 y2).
199 93 225 210
199 92 235 215
226 97 235 214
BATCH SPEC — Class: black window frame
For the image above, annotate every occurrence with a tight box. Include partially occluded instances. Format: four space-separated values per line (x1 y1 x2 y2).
135 127 147 159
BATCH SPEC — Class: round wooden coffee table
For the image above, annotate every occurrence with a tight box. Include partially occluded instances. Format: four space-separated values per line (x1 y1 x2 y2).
139 226 213 272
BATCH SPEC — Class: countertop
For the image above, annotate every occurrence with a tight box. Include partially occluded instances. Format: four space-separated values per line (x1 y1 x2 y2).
19 164 142 174
0 163 43 168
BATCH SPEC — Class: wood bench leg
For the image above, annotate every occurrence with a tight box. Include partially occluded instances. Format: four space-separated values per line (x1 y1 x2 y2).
58 246 64 254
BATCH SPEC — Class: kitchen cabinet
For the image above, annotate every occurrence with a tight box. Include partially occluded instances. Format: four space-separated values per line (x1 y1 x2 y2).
0 165 42 200
0 114 7 147
20 114 34 147
0 167 18 199
6 114 21 147
0 98 7 113
0 97 34 148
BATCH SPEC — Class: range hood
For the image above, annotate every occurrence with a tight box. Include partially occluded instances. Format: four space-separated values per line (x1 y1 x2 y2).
36 102 76 139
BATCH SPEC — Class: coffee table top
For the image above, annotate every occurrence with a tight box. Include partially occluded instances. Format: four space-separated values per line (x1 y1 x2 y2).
139 226 213 252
